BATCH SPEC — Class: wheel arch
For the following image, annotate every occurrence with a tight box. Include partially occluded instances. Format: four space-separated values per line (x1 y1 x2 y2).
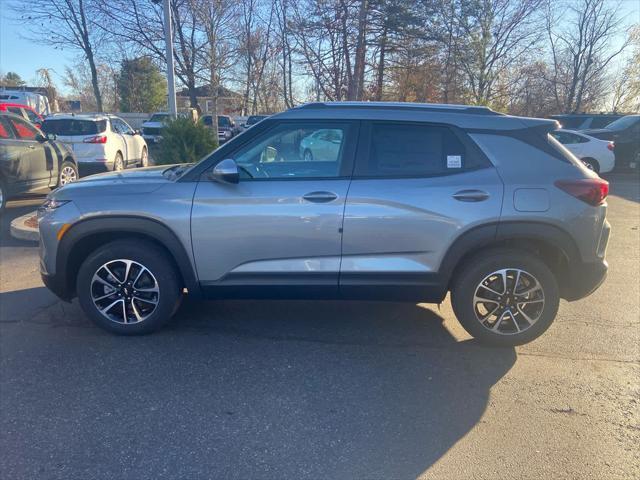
56 216 200 300
441 221 581 299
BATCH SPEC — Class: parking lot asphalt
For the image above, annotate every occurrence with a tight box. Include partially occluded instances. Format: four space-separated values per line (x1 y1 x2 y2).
1 176 638 480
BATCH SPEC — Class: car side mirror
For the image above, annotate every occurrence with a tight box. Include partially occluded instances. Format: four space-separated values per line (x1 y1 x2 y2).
209 158 239 184
36 132 55 142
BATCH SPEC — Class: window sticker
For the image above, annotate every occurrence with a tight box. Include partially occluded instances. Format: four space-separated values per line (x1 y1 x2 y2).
447 155 462 168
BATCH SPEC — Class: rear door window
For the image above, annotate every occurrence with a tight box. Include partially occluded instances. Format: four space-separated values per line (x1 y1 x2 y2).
8 116 38 140
0 118 13 139
356 122 487 177
42 119 106 136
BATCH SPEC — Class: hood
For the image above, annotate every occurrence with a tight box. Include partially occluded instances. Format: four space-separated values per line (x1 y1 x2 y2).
142 121 166 129
55 165 177 198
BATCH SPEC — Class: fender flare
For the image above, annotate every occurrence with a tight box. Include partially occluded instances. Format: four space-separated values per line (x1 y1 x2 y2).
439 221 581 285
56 216 200 298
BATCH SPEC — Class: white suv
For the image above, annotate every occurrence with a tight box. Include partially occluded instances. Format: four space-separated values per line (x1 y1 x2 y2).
41 114 148 175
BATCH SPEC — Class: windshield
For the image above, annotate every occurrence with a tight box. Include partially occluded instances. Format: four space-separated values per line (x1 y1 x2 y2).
42 119 105 136
605 115 639 130
149 114 170 123
218 116 231 127
247 115 265 125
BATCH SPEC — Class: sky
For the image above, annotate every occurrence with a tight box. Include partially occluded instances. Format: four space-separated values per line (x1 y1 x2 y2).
0 0 639 96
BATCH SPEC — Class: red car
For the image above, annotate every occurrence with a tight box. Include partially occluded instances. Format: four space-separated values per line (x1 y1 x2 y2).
0 103 44 128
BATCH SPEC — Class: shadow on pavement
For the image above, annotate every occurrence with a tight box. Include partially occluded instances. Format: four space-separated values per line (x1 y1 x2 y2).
1 290 516 479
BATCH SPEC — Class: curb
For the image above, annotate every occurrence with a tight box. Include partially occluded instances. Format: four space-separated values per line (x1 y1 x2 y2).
10 211 39 242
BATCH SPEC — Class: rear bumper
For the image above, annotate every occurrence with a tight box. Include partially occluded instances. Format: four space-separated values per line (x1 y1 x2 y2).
78 162 112 176
563 259 608 301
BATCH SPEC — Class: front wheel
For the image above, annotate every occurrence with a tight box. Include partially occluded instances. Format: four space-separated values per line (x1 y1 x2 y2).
451 250 560 347
76 240 182 335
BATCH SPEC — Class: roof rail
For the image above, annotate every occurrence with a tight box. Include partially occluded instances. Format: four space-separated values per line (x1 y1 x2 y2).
295 101 501 116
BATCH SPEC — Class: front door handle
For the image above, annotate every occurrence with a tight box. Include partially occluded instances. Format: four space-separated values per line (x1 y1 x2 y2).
28 145 36 149
303 191 338 203
452 189 490 202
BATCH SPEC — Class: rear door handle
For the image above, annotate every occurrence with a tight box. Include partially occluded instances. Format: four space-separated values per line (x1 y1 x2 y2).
303 191 338 203
28 145 36 149
452 189 490 202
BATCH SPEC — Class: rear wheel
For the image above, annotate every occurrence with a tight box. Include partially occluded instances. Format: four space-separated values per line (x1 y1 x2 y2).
581 157 600 173
0 181 6 214
139 147 149 167
76 240 181 335
114 152 125 172
57 161 78 187
451 250 560 347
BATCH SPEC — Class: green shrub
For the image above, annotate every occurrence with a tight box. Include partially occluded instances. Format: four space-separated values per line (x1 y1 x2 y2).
155 117 218 165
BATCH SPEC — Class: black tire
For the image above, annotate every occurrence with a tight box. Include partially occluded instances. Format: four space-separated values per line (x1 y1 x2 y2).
581 157 600 173
0 180 6 214
76 240 181 335
303 149 313 161
57 160 78 187
451 249 560 347
139 147 148 167
114 152 125 172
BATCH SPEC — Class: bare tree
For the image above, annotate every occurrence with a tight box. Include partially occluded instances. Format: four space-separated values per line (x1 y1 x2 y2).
547 0 629 113
98 0 207 109
453 0 544 105
190 0 237 119
15 0 105 110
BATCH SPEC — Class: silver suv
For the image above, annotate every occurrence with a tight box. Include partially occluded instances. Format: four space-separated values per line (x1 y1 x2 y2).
38 102 610 346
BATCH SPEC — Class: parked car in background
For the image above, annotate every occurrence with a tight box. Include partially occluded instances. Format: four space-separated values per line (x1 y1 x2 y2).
39 102 610 347
299 128 343 161
550 129 615 173
581 115 640 169
550 113 622 130
0 102 44 128
141 112 172 144
242 115 268 130
41 114 148 175
0 89 51 115
0 112 77 212
202 114 239 144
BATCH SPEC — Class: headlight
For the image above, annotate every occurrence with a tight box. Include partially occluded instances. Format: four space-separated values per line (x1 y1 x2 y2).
40 198 71 211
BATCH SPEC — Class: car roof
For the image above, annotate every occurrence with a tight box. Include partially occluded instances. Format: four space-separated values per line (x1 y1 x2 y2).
273 101 555 131
0 102 37 111
44 113 110 121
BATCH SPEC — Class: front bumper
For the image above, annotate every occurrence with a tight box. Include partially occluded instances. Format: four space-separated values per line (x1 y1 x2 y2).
41 272 73 301
143 135 162 144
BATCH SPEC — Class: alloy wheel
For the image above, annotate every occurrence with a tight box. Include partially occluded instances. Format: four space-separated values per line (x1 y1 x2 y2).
59 165 77 185
91 259 160 324
473 268 545 335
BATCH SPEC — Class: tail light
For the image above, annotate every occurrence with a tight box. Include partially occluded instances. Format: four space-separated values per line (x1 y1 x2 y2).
83 135 107 144
607 141 614 151
555 178 609 206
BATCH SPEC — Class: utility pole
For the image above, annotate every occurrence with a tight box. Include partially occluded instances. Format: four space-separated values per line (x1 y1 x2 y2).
154 0 177 118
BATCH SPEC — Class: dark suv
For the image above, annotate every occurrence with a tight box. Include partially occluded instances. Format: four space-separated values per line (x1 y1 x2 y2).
0 112 78 212
581 115 640 169
38 102 610 346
